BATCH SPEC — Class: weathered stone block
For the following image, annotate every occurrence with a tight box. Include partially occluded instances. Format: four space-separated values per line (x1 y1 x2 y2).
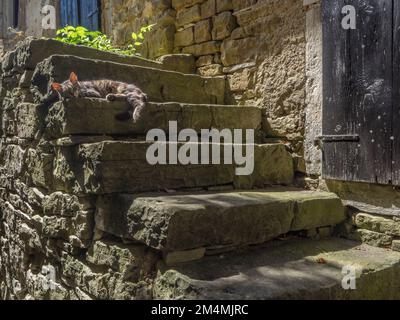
227 67 254 92
157 54 196 74
175 27 195 47
172 0 186 10
217 0 234 12
221 37 257 66
196 55 214 67
392 240 400 252
212 12 237 40
353 213 400 237
96 190 344 252
32 55 226 106
1 144 26 177
285 192 345 231
197 64 223 76
194 19 212 43
176 5 202 26
182 41 221 56
61 251 154 300
154 238 400 300
42 216 73 240
26 149 54 189
201 0 216 19
96 191 295 251
1 38 176 75
43 192 94 217
15 103 44 140
86 240 158 281
144 25 176 59
232 0 257 11
54 141 293 194
73 211 95 241
44 99 261 137
351 229 393 248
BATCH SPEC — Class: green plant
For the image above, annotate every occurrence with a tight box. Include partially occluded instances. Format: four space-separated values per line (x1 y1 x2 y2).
54 24 155 56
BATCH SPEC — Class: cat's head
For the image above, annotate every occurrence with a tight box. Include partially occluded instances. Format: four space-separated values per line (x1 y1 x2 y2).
51 72 80 100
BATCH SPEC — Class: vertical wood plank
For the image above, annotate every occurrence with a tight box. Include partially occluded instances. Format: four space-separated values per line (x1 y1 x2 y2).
322 0 393 184
60 0 79 27
79 0 100 30
393 0 400 184
322 0 356 181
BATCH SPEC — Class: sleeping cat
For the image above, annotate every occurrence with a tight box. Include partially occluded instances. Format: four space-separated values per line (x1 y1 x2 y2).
51 72 148 122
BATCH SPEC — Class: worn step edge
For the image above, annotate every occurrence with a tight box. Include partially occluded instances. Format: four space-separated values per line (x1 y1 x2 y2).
31 55 227 105
95 189 345 251
153 238 400 300
53 142 294 194
44 99 262 137
1 37 194 74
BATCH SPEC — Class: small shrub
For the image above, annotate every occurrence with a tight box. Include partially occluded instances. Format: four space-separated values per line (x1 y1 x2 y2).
54 24 155 57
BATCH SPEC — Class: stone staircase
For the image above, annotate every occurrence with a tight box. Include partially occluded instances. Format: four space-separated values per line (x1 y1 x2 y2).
0 38 399 300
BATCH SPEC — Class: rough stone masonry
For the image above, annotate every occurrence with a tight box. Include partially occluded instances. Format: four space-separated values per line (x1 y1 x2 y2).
102 0 307 157
0 37 295 300
0 36 355 300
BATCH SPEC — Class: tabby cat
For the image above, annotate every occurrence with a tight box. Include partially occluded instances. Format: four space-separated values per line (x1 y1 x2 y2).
51 72 148 122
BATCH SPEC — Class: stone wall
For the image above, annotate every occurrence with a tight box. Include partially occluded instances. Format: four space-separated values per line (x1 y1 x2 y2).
103 0 307 156
304 0 322 176
0 40 189 300
1 0 308 156
101 0 177 59
174 0 307 149
0 38 298 300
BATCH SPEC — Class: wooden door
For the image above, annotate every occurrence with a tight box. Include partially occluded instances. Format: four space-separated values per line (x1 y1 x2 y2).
60 0 79 27
322 0 395 185
60 0 100 31
79 0 100 31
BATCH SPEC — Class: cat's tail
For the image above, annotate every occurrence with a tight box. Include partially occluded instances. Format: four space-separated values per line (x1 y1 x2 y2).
115 94 148 122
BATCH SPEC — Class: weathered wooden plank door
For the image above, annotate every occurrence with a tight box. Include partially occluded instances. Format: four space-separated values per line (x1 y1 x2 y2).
322 0 394 185
60 0 100 30
60 0 79 27
79 0 100 31
393 0 400 185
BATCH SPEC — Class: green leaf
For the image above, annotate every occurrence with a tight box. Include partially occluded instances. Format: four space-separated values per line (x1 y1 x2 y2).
53 24 152 57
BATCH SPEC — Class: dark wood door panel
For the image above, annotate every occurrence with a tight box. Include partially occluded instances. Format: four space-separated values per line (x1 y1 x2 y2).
323 0 393 184
393 0 400 185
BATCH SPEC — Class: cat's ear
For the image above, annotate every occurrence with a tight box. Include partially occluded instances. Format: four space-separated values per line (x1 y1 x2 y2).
51 83 62 92
70 72 78 84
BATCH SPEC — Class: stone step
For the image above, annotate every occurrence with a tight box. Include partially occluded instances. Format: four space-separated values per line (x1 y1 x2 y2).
53 142 294 194
1 38 194 75
154 238 400 300
31 55 227 105
44 99 262 138
95 189 345 252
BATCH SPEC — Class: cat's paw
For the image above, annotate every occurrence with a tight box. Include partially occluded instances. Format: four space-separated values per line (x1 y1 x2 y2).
106 94 116 101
